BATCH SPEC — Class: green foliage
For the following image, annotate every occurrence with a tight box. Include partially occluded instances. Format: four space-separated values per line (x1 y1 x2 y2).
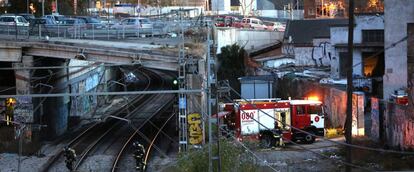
176 139 260 172
217 44 246 99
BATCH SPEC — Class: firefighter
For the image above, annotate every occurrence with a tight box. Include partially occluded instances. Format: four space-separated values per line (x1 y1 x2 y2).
132 141 146 171
63 146 77 171
272 122 284 147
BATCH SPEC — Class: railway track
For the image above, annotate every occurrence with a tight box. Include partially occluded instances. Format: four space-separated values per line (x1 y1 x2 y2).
42 68 174 171
111 99 176 172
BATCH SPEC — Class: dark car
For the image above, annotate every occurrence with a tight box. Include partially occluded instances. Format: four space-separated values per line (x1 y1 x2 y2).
18 13 35 23
75 16 105 29
30 17 56 26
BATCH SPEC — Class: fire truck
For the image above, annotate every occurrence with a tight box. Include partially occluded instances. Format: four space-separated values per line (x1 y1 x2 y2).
224 98 325 147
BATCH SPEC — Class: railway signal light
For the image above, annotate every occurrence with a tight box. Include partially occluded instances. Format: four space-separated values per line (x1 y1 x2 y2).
172 79 179 90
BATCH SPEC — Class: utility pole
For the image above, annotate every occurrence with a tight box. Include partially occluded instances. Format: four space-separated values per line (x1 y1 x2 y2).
206 23 213 172
345 0 354 171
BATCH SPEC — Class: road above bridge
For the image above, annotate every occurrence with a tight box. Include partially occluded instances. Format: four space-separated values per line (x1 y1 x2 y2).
0 37 195 71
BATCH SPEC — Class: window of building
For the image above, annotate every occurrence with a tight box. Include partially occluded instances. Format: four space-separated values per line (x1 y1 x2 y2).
362 30 384 43
339 52 348 78
362 52 384 77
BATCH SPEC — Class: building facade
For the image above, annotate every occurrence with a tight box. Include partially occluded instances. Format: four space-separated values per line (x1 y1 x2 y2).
329 14 384 97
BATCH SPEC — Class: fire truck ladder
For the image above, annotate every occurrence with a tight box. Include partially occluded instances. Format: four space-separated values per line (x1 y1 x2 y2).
178 9 188 152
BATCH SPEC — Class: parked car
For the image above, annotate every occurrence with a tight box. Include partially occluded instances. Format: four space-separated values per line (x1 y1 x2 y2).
29 17 56 26
241 18 267 30
111 17 153 29
44 14 66 24
18 13 35 23
214 16 225 27
225 16 243 28
0 16 29 26
75 16 106 29
266 21 286 32
62 18 86 26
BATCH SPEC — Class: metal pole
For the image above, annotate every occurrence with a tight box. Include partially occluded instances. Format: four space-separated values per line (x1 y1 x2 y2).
56 0 59 14
345 0 354 171
216 85 221 172
206 24 213 172
18 126 24 172
26 0 29 14
42 0 44 16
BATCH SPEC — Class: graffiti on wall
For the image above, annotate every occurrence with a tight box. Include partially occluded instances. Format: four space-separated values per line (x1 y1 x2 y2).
14 96 33 123
385 103 414 150
70 73 100 117
371 97 380 140
352 92 365 136
188 113 203 145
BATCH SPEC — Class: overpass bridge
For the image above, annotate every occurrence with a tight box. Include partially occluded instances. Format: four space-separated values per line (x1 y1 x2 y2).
0 38 183 71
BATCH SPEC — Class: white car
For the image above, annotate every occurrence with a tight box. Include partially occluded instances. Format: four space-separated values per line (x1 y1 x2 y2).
111 17 153 30
272 22 286 32
241 18 267 30
0 16 29 26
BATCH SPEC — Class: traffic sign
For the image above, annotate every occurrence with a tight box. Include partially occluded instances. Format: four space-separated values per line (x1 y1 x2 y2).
179 98 186 109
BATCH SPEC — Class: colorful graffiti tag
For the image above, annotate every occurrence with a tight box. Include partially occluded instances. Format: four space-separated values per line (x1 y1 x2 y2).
188 113 203 145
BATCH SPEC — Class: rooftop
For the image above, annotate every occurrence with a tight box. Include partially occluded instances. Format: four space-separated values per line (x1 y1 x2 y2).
284 19 348 45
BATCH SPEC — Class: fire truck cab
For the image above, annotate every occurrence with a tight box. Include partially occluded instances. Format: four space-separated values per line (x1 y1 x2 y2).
282 100 325 143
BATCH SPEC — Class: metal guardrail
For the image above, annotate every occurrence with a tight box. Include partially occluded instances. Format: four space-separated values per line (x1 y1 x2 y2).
0 22 180 40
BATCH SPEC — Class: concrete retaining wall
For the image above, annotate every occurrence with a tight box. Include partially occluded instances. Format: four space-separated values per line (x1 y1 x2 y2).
216 28 284 54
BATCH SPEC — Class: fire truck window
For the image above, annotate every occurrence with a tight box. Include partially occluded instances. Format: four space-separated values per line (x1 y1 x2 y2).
308 105 322 115
296 106 305 114
281 112 286 128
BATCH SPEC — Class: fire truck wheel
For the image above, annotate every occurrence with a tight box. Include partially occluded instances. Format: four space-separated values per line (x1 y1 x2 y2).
304 132 315 144
260 135 272 148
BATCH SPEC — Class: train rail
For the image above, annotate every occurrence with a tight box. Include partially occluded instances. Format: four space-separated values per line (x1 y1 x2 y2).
111 100 176 172
41 67 169 171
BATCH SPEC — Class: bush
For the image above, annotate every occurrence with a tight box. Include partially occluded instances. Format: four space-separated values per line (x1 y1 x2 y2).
176 139 260 172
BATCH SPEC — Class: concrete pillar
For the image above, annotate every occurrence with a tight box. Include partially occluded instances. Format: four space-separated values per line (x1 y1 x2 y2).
13 56 34 125
44 60 68 138
11 56 39 154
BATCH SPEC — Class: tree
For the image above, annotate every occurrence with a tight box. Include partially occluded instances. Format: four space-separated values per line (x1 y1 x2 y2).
217 44 246 99
240 0 254 17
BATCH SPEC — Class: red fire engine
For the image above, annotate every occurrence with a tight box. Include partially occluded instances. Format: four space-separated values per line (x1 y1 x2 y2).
224 98 325 147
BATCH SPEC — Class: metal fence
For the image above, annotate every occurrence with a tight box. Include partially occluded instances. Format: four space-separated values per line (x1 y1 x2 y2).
0 19 198 41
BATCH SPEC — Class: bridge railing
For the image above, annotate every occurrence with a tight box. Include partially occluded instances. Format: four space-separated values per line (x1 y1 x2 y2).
0 22 175 41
